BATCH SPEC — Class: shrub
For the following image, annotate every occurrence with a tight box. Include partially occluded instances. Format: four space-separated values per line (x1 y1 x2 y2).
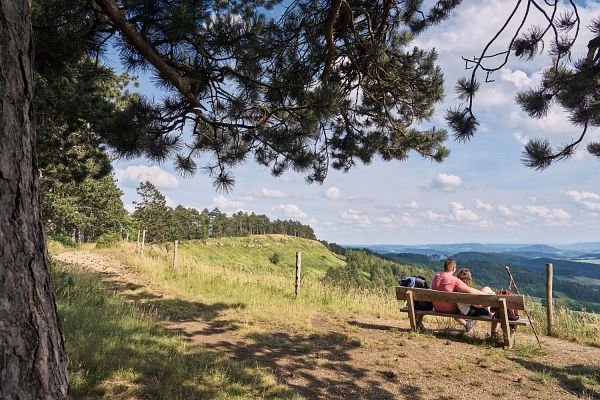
269 252 281 265
95 232 122 248
47 234 77 248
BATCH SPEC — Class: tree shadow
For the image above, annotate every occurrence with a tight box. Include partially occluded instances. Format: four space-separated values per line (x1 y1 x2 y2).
204 330 397 399
54 269 297 399
133 297 245 322
510 358 600 399
399 385 424 400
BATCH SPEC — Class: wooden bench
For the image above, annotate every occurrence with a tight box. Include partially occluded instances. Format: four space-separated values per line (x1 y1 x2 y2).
396 287 531 348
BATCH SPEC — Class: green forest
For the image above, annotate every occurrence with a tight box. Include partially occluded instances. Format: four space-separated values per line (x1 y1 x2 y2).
44 177 315 246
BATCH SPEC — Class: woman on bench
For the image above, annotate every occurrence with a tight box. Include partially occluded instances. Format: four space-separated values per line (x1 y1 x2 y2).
456 268 501 338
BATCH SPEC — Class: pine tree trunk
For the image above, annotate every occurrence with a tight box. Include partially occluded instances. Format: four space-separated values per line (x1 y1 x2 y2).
0 2 69 398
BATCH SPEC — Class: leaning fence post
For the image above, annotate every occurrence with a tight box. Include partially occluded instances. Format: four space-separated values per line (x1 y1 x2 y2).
141 229 146 258
173 240 178 268
295 251 302 298
546 263 553 336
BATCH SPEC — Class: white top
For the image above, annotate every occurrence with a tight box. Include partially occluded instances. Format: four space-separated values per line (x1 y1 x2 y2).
458 303 471 315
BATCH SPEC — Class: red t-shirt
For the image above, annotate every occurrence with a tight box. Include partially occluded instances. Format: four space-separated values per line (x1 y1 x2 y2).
431 272 471 313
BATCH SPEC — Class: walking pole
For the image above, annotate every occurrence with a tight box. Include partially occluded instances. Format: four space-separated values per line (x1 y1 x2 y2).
505 266 542 347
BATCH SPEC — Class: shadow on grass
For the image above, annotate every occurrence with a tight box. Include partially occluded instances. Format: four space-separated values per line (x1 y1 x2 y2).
510 359 600 399
347 320 411 332
203 330 397 399
53 269 297 400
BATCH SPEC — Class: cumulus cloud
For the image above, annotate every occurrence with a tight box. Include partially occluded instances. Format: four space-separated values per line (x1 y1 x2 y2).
565 190 600 211
406 201 419 209
425 210 445 221
260 188 286 198
272 203 306 218
212 195 251 209
325 186 341 200
497 205 514 217
526 205 571 221
399 212 418 226
340 209 372 227
475 199 494 211
115 165 179 189
124 202 135 214
500 68 532 88
449 202 479 222
425 173 462 191
513 131 530 146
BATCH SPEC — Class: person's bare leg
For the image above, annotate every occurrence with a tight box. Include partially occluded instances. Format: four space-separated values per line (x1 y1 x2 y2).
481 286 494 294
491 322 499 335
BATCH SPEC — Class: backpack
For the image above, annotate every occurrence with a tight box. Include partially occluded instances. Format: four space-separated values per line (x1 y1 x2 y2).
399 276 433 311
490 289 520 321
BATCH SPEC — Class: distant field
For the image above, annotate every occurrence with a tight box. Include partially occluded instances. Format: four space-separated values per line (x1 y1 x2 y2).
566 275 600 288
573 258 600 265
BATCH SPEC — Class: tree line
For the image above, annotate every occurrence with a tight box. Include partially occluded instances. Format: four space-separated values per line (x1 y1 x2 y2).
43 177 315 245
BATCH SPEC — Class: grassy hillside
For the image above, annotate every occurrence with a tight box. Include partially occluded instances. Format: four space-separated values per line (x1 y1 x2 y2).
100 236 401 330
180 235 345 277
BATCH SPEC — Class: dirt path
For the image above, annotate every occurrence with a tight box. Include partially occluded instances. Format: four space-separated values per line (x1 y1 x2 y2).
53 251 600 400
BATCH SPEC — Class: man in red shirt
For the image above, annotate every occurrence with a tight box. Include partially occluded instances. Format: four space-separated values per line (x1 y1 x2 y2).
432 258 484 332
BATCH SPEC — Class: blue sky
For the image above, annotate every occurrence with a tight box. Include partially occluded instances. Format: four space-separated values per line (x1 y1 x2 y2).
108 0 600 245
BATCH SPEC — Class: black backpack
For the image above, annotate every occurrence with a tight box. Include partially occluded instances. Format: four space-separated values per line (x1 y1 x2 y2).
399 276 433 311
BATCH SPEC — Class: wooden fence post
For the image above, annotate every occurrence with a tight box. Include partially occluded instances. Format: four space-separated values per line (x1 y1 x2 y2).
137 230 140 252
141 229 146 258
546 263 553 336
173 240 178 268
295 251 302 298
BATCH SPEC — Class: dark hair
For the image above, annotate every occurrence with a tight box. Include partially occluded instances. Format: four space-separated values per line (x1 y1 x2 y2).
443 258 456 272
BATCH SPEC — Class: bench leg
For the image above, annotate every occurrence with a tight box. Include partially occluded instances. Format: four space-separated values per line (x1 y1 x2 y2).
406 291 417 332
498 298 513 349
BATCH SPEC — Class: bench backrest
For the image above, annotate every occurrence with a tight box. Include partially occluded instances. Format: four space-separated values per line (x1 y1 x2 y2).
396 287 526 310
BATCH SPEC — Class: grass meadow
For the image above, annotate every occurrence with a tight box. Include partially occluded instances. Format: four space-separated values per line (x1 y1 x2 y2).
96 236 600 347
52 262 301 399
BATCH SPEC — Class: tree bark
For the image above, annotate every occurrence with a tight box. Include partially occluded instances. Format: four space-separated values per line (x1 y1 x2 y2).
0 1 69 399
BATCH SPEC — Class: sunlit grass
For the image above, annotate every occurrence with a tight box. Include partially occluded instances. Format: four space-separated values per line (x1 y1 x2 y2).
53 262 301 399
99 238 402 331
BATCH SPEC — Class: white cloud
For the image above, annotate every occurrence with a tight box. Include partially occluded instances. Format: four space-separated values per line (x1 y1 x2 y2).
399 212 418 226
425 173 463 191
513 131 529 146
475 199 494 211
325 186 341 200
115 165 179 189
375 216 394 225
497 205 514 217
261 188 286 198
272 203 306 218
425 210 445 221
340 209 372 227
406 201 419 209
565 190 600 211
500 68 532 88
213 195 251 209
449 202 479 222
164 196 176 208
526 205 571 221
124 202 135 214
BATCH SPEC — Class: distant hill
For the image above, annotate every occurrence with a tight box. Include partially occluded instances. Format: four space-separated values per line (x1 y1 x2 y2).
181 234 345 278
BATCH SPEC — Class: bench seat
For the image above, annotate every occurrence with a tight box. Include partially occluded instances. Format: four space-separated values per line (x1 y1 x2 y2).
399 308 530 326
